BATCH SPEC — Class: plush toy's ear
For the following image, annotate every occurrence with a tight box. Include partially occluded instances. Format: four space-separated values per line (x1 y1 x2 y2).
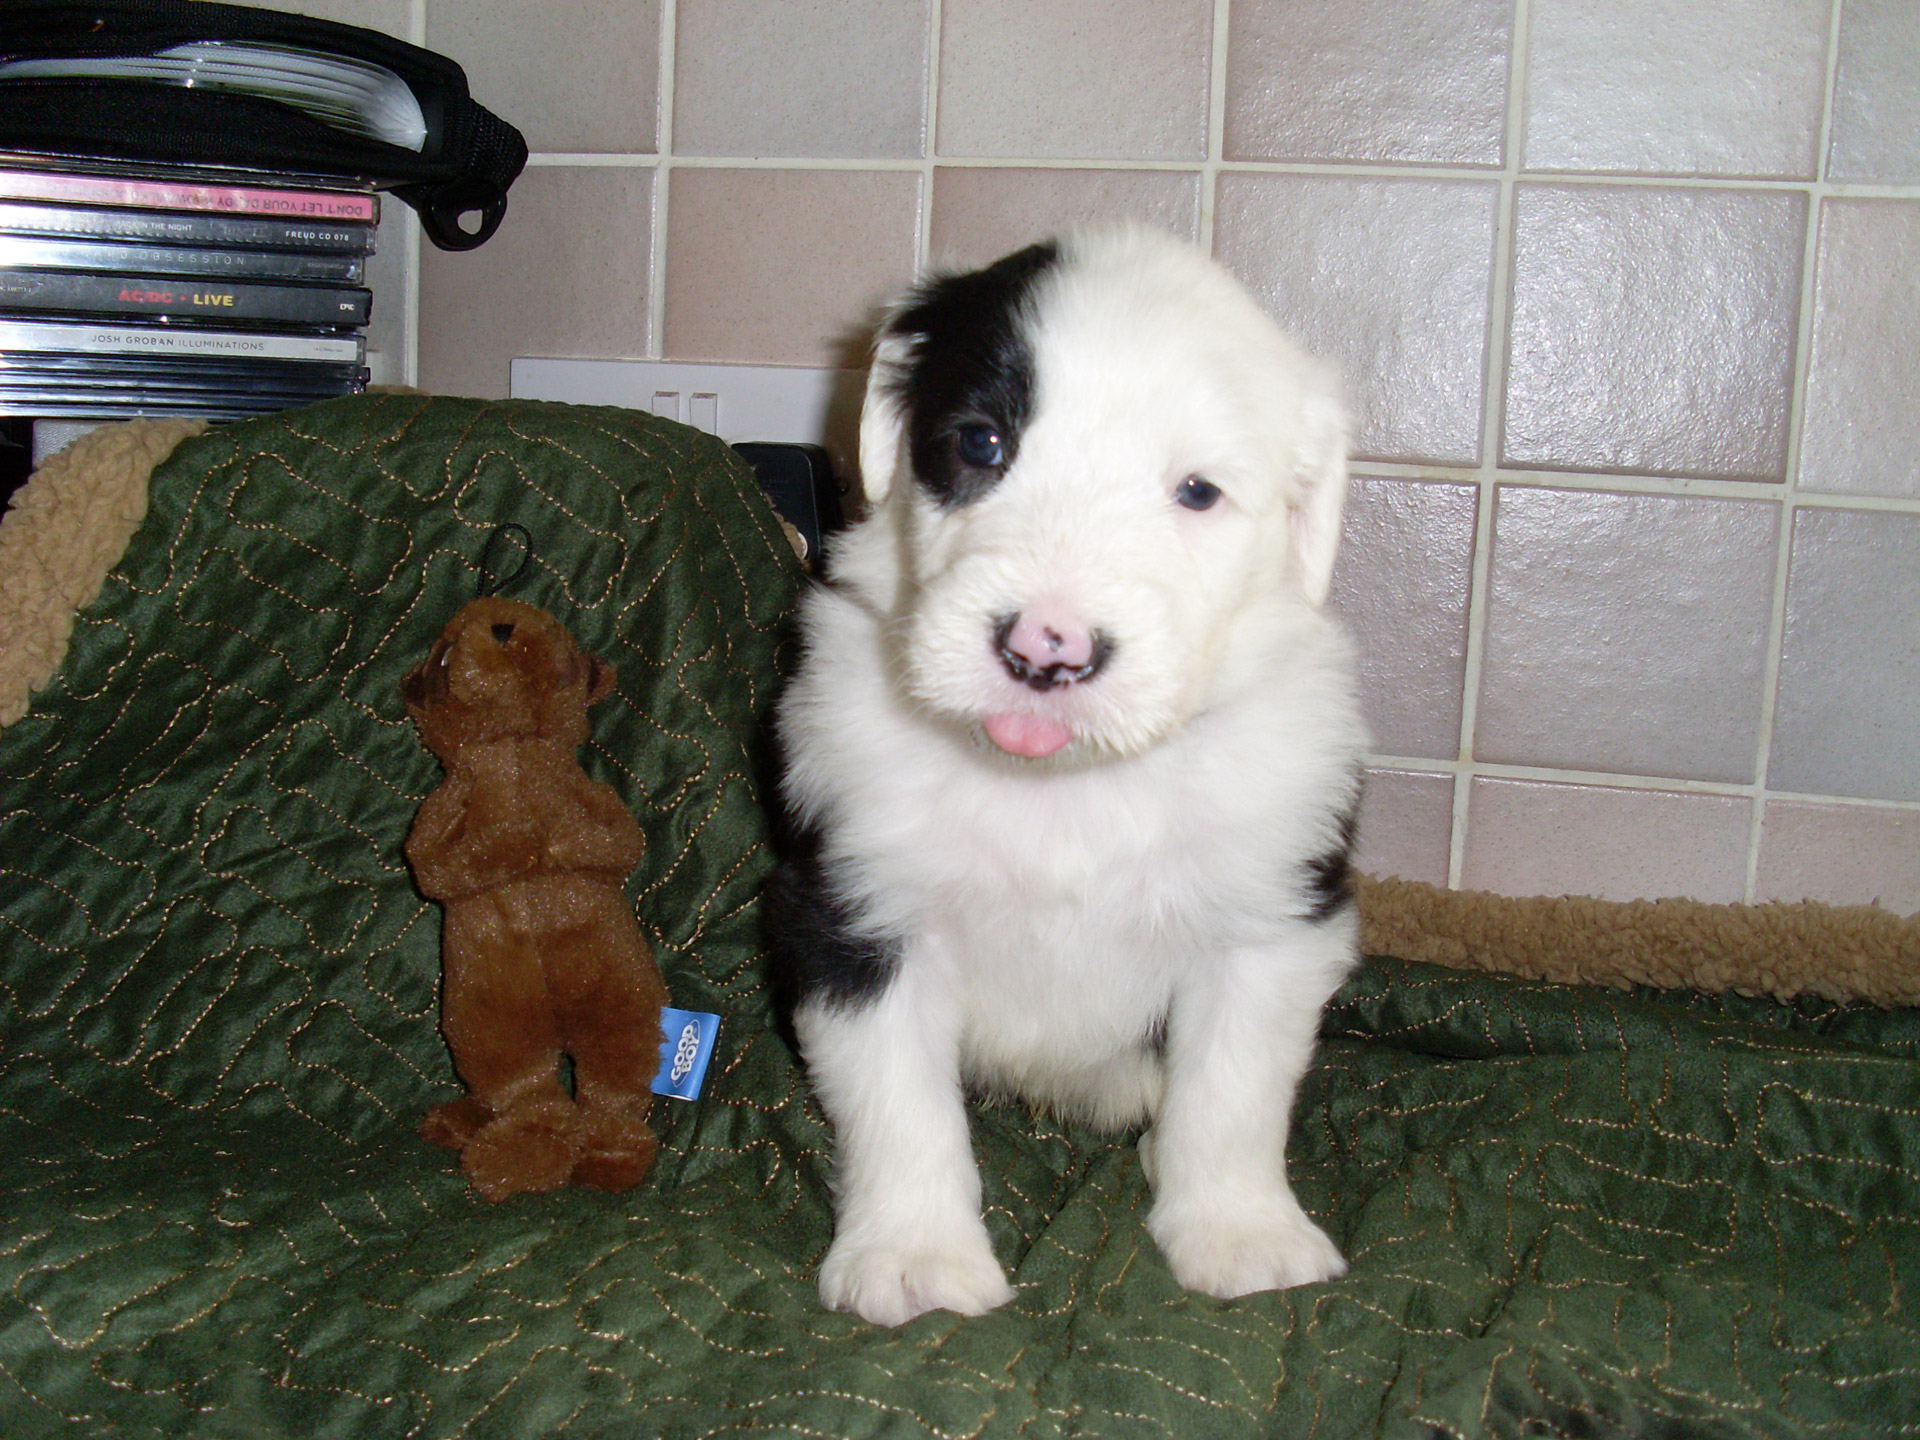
401 639 450 711
857 332 914 505
1288 381 1350 608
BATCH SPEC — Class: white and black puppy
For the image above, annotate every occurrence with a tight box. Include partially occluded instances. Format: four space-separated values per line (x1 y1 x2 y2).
767 227 1366 1327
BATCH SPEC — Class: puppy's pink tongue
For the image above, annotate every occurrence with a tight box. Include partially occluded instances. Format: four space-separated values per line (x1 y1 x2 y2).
984 713 1074 759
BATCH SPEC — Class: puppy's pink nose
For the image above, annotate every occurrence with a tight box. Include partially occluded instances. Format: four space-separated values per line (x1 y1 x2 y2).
994 610 1111 690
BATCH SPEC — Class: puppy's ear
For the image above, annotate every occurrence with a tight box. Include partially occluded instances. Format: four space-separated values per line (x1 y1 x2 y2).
1287 380 1350 608
857 333 913 505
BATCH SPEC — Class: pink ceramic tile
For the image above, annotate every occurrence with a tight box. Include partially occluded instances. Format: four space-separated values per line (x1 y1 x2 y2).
1461 778 1751 904
1523 0 1828 178
662 168 920 367
1501 184 1805 481
927 169 1201 271
673 0 928 158
1327 477 1478 760
1356 769 1456 887
419 166 653 399
1769 508 1920 804
1827 0 1920 183
428 0 660 153
1224 0 1509 167
935 0 1212 159
1213 174 1497 467
1797 200 1920 500
1475 487 1778 784
1756 803 1920 916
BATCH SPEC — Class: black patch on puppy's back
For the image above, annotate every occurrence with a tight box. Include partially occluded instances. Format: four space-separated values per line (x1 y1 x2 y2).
764 812 901 1031
882 240 1060 508
1302 797 1360 924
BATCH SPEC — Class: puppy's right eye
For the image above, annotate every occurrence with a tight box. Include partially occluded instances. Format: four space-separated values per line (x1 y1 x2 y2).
1176 475 1223 511
953 424 1006 469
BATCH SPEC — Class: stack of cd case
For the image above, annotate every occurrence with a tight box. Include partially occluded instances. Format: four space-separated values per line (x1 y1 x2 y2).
0 157 375 425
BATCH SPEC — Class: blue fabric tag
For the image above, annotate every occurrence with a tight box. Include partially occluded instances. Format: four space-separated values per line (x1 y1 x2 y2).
652 1008 720 1101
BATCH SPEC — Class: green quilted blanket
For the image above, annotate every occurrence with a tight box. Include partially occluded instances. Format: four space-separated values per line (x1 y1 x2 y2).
2 395 1916 1438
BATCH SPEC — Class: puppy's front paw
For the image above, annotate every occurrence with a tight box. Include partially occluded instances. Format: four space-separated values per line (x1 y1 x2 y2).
819 1227 1014 1326
1148 1196 1347 1299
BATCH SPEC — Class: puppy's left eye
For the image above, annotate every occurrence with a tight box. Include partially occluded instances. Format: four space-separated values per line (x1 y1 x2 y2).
1176 475 1222 511
954 424 1006 469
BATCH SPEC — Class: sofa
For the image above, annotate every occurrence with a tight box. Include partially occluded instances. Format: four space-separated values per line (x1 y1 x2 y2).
2 393 1916 1438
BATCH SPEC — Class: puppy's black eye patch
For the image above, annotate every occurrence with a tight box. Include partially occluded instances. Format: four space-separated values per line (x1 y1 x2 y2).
883 240 1059 509
953 424 1006 469
1176 476 1222 511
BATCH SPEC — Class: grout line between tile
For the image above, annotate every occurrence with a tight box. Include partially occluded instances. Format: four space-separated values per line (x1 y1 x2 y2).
1744 0 1848 903
400 195 420 389
1784 489 1920 514
1201 0 1231 250
919 0 941 273
1361 467 1920 514
647 0 678 360
1350 463 1920 503
526 155 661 167
1764 791 1920 814
400 0 426 386
1368 755 1920 814
1379 756 1753 795
1264 167 1843 191
1448 0 1532 889
524 149 1920 197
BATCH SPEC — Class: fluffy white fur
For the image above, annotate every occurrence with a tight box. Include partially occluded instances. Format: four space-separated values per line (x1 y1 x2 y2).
778 228 1366 1326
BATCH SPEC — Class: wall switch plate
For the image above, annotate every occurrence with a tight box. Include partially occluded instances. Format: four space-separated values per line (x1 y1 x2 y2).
509 358 867 491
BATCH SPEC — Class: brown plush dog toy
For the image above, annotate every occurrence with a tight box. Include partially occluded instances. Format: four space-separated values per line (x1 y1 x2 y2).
401 596 668 1201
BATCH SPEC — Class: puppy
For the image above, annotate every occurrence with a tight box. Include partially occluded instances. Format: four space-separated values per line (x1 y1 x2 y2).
767 228 1366 1326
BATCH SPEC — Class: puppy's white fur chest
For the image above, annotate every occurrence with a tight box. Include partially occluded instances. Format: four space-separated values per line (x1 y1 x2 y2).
917 793 1184 1075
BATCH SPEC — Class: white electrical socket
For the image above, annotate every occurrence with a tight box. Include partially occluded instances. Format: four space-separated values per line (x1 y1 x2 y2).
508 358 867 488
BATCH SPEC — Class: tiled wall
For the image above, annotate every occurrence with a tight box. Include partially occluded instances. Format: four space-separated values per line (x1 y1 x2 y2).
327 0 1920 914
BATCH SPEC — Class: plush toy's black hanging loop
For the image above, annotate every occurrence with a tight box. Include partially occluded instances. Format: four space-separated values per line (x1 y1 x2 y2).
476 523 533 598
